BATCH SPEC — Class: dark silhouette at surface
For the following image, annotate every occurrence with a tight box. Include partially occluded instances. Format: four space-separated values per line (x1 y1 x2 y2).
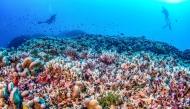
38 14 56 24
7 34 45 48
7 35 32 48
162 6 172 30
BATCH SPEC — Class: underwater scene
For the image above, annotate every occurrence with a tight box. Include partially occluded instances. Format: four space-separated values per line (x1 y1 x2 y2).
0 0 190 109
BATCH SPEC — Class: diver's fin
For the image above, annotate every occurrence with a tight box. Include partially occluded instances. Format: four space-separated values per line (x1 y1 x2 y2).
162 24 168 28
38 21 45 24
169 24 172 30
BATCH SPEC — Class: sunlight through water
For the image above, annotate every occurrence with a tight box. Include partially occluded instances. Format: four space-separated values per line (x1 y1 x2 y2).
159 0 187 3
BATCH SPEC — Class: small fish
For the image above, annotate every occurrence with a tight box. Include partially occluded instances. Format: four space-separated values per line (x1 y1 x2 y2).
120 33 124 35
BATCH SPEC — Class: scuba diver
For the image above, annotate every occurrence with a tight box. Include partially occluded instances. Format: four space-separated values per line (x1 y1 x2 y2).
38 14 56 24
162 6 172 30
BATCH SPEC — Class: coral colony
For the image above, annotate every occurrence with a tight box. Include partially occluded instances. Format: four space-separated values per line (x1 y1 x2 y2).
0 34 190 109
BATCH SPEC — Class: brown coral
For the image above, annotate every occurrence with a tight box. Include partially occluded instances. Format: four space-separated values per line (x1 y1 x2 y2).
29 60 43 76
22 57 33 68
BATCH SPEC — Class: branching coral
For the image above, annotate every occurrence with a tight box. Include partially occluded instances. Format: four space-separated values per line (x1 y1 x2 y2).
0 35 190 108
99 52 115 65
64 48 79 59
30 49 39 58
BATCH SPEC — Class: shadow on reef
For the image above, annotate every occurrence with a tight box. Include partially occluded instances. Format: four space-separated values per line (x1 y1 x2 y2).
7 34 46 49
57 30 86 38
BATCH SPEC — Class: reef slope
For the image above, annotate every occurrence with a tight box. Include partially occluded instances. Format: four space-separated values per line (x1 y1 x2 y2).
0 34 190 109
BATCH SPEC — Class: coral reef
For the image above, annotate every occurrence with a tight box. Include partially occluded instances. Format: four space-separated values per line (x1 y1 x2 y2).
182 49 190 60
0 34 190 108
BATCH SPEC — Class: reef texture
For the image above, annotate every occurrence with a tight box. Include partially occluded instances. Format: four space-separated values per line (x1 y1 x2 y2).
57 30 86 38
0 34 190 109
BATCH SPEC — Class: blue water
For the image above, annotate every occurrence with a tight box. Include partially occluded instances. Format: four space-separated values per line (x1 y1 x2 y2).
0 0 189 50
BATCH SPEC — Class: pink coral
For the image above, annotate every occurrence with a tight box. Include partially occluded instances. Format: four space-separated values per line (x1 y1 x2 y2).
64 48 78 59
99 54 115 65
64 81 72 89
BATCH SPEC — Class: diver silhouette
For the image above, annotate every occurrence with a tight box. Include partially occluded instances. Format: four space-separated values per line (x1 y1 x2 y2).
162 6 172 30
38 14 56 24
